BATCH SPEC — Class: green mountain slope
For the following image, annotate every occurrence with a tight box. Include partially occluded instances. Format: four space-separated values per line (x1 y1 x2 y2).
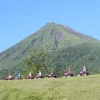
0 22 100 78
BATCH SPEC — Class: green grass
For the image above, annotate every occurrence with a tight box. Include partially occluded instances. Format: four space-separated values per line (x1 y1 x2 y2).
0 74 100 100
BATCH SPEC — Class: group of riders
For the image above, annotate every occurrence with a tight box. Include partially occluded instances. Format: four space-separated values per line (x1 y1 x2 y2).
5 66 89 80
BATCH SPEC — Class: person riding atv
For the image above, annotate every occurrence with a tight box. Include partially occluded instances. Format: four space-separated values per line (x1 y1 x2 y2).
63 68 74 77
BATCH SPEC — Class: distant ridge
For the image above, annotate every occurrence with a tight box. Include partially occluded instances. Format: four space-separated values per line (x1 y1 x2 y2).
59 24 94 39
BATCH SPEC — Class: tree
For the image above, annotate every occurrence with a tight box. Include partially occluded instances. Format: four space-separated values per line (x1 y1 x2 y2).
23 48 52 76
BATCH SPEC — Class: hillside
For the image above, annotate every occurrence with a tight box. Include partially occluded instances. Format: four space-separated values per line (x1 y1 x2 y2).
0 75 100 100
0 22 100 78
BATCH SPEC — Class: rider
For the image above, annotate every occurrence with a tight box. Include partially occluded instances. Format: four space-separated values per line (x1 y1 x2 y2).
26 72 32 79
36 71 41 78
67 68 72 75
82 66 86 75
6 73 13 80
50 69 56 77
29 72 32 78
16 73 21 79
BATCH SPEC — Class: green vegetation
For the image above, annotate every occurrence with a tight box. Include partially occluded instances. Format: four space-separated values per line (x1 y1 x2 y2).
22 48 52 77
0 22 100 78
52 42 100 76
0 74 100 100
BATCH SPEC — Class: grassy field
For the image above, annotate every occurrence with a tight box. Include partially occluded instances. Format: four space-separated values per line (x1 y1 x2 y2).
0 75 100 100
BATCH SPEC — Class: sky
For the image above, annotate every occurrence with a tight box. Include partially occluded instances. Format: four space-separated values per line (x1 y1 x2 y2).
0 0 100 52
